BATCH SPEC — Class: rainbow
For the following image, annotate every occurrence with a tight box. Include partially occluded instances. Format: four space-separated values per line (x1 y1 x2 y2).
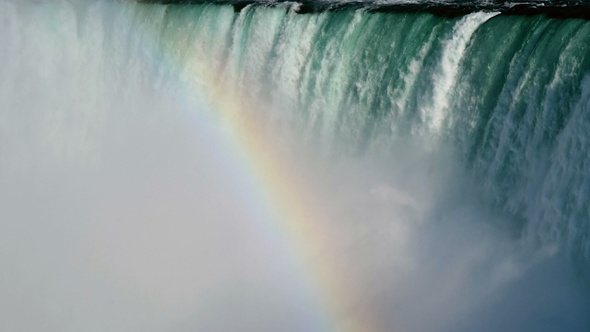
124 2 383 331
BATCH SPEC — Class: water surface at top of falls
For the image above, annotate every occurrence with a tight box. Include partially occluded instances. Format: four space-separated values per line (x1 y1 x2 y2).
138 0 590 19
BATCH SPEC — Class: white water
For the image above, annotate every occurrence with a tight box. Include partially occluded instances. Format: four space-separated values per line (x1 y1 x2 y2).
424 11 498 132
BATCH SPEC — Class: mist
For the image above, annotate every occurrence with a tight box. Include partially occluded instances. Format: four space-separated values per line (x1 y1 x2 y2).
1 0 589 331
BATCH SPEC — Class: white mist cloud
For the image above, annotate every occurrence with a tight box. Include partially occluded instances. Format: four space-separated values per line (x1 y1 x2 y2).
0 2 320 330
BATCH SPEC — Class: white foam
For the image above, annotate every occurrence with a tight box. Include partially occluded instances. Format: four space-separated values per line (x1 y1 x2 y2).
424 11 498 132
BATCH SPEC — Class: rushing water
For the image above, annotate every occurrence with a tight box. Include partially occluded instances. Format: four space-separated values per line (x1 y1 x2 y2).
1 0 590 331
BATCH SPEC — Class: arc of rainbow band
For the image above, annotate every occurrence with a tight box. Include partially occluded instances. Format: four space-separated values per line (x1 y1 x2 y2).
192 74 382 332
126 2 383 331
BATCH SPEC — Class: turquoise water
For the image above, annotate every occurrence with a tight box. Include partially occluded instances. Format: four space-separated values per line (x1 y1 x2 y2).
153 3 590 267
